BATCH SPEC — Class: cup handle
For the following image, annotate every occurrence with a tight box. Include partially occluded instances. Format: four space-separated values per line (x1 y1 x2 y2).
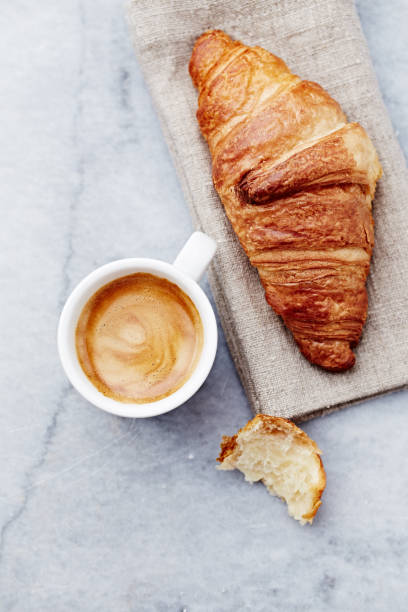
173 231 217 283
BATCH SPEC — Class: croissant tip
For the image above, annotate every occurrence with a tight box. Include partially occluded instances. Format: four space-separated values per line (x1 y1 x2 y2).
189 30 235 89
296 338 356 372
321 351 356 372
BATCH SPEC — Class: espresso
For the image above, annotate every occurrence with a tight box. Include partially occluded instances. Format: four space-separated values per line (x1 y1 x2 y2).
76 273 203 403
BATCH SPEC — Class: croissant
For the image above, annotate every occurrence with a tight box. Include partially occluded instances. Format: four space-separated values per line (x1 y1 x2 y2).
217 415 326 524
189 30 382 371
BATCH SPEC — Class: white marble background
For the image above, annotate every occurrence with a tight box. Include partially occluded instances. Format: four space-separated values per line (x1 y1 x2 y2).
0 1 407 610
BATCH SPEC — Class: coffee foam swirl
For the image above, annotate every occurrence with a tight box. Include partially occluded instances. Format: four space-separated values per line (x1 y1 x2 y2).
76 273 203 403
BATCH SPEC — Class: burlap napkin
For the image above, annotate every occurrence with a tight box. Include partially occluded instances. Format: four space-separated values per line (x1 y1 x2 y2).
127 0 408 421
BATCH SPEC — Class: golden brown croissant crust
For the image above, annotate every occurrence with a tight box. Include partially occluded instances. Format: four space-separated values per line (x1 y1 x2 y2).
189 30 382 371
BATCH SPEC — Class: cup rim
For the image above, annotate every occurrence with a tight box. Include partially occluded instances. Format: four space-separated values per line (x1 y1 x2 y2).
57 258 218 418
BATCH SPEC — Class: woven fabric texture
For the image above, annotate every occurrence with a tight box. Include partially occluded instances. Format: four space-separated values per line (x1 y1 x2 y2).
127 0 408 421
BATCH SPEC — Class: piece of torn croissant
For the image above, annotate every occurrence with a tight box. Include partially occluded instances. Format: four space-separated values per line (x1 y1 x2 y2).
189 30 382 371
217 415 326 525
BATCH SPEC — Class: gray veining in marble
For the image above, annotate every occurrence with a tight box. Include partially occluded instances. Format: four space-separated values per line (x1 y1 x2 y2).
0 1 407 610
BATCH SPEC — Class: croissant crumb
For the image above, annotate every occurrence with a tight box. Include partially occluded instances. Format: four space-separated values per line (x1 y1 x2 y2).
217 415 326 525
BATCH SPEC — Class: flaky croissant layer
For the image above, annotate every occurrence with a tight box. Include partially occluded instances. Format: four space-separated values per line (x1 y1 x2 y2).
189 30 382 371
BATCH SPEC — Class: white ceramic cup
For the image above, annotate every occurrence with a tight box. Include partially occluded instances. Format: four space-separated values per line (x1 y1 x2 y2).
58 232 217 418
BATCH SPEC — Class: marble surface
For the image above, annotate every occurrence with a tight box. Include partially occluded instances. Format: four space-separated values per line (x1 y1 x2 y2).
0 1 407 610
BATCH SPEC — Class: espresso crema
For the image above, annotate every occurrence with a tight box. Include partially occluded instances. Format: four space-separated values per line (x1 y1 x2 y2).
76 273 203 403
